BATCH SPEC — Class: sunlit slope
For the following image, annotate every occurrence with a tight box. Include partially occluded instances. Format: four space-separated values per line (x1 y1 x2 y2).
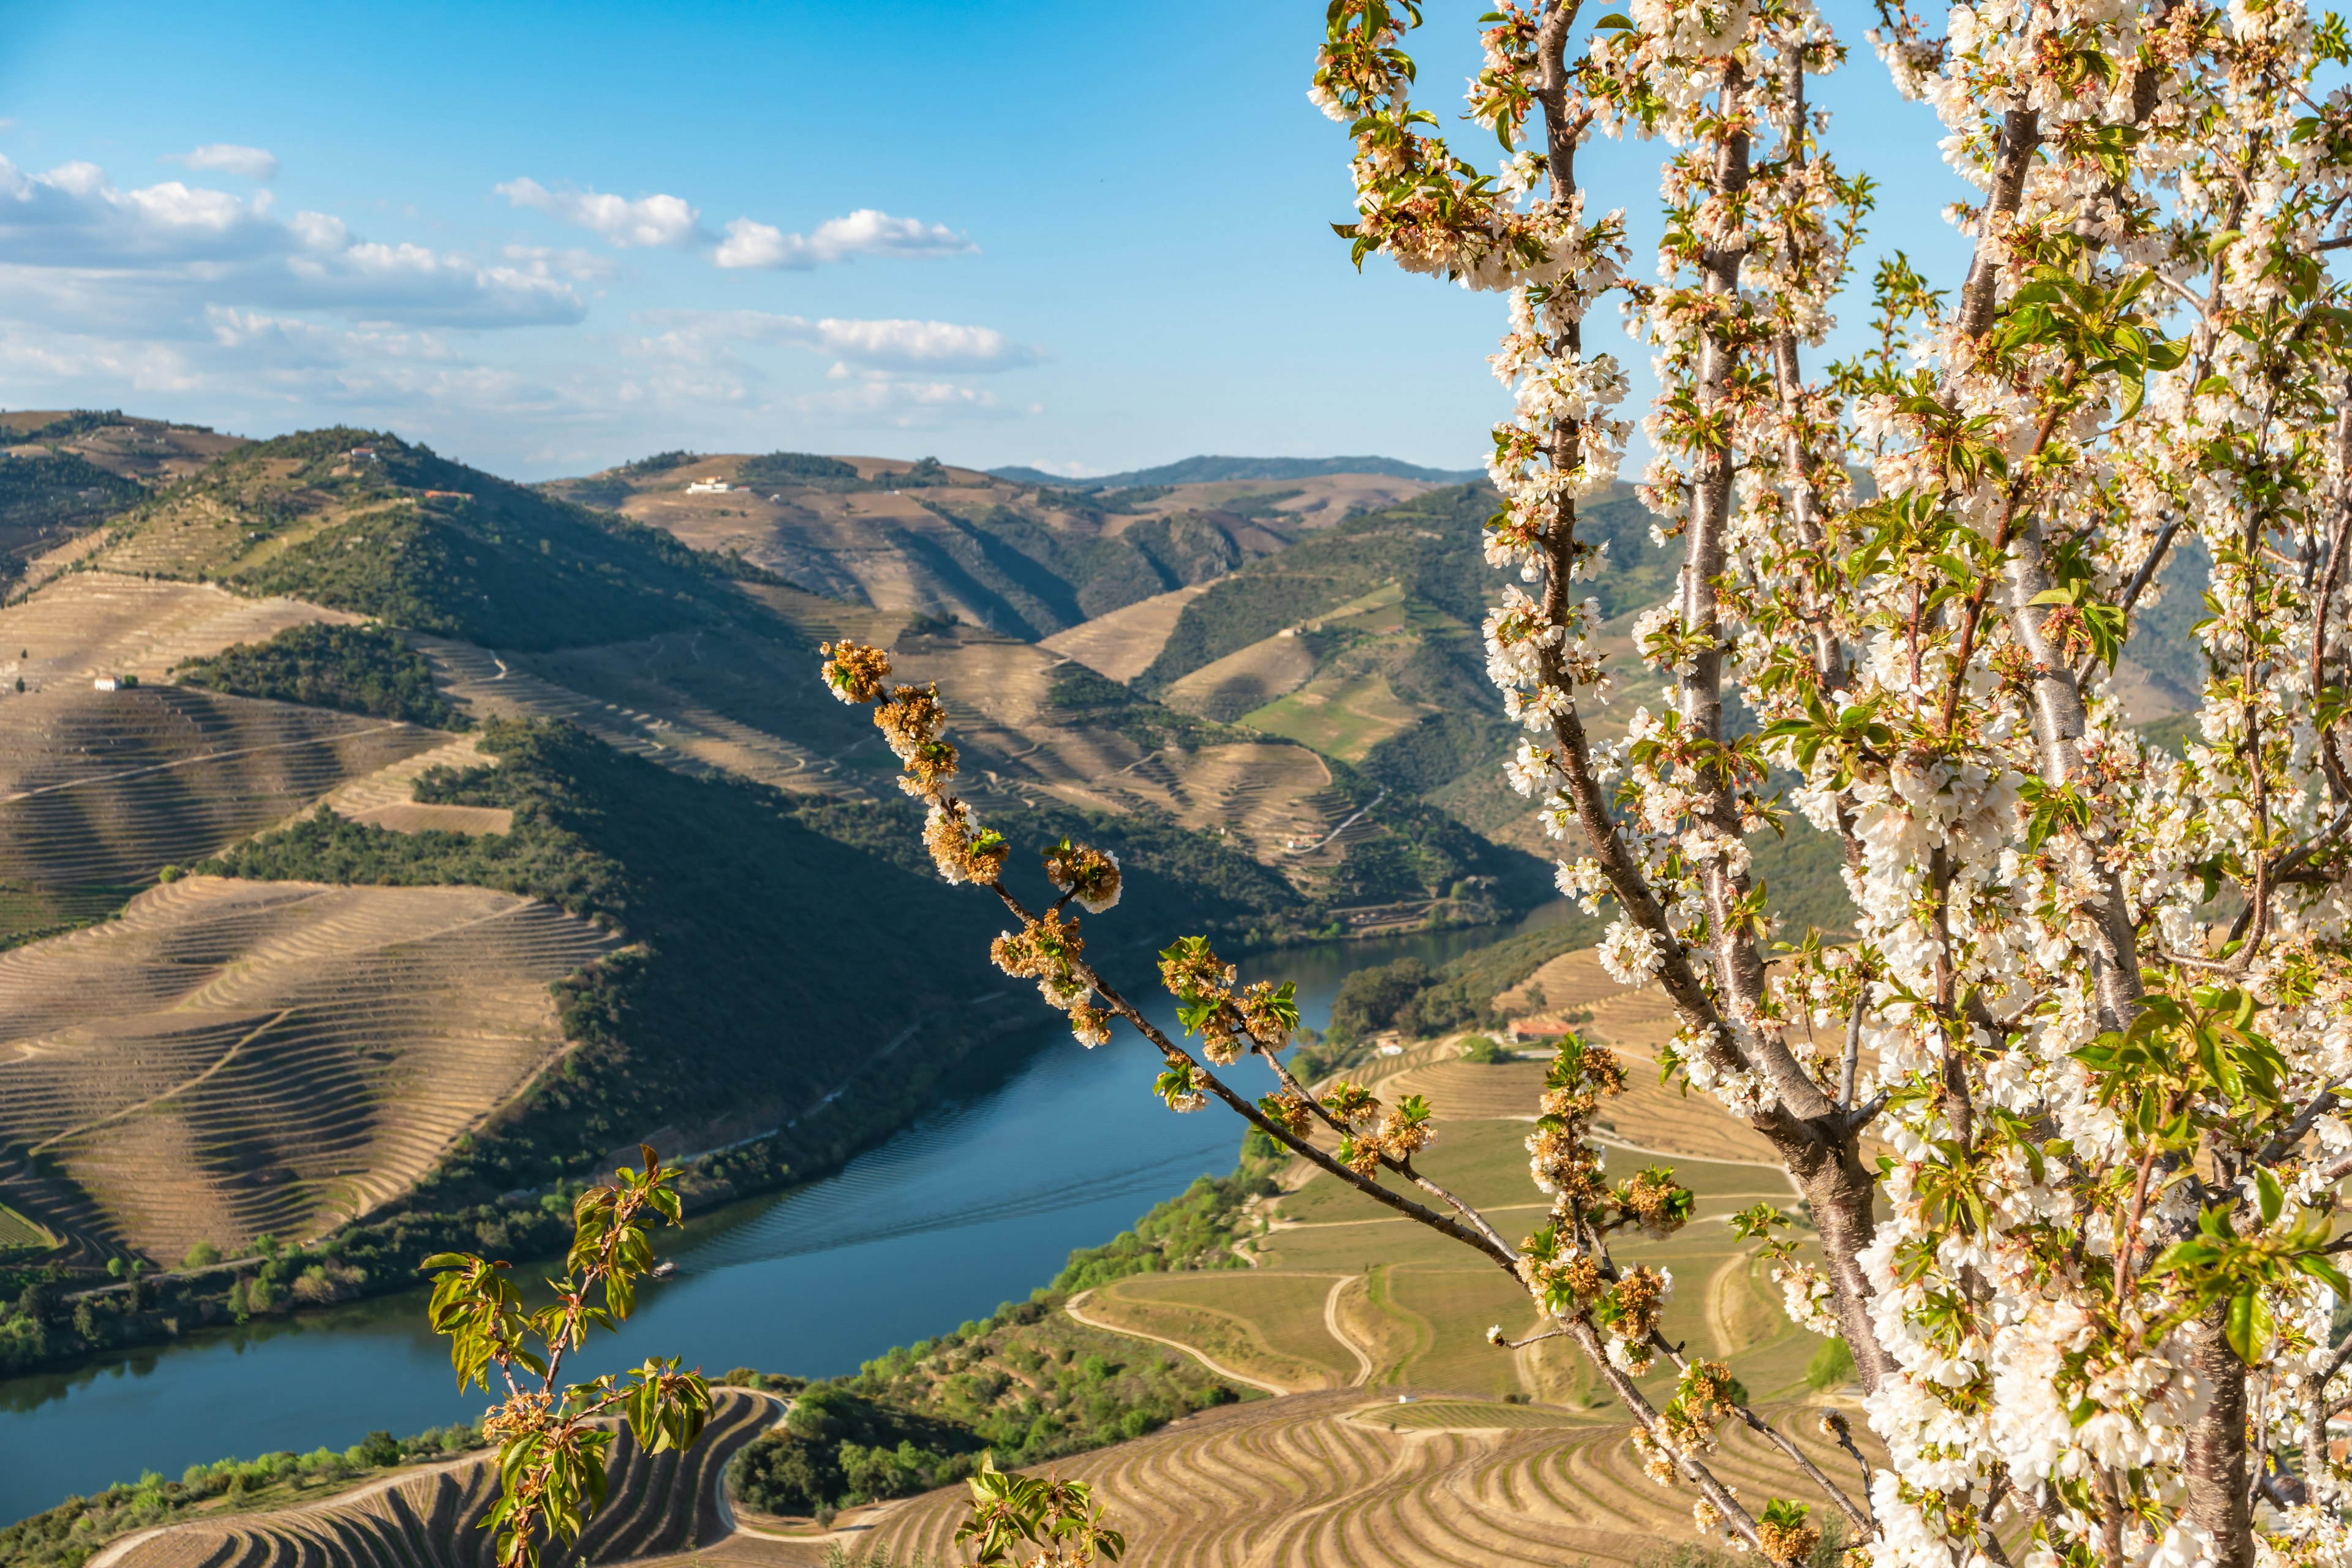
106 1388 776 1568
0 411 243 586
552 451 1437 641
811 1392 1870 1568
1038 581 1213 680
0 876 618 1259
0 685 445 891
0 572 353 687
80 429 788 654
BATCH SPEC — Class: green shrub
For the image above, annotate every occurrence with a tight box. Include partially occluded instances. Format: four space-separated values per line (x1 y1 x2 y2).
173 622 467 729
1806 1336 1856 1390
1458 1035 1511 1064
180 1242 219 1268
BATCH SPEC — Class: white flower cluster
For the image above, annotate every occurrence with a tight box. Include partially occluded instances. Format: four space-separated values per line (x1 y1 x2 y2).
1322 1 2352 1564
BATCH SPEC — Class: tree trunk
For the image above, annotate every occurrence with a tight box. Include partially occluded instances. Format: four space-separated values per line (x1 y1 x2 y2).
1789 1136 1894 1393
2184 1308 2253 1568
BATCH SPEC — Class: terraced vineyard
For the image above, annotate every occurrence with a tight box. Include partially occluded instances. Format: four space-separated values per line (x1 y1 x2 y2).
103 1389 778 1568
0 573 350 685
701 1391 1875 1568
1038 581 1213 680
0 685 446 892
0 876 619 1258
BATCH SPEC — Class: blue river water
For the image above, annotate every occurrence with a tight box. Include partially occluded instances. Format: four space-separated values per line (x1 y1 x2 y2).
0 916 1553 1525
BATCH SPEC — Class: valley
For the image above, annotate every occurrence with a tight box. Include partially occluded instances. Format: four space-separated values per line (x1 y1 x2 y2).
0 414 2205 1564
0 421 1562 1371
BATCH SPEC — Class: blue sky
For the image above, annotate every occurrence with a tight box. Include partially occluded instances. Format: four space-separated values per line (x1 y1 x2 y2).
0 1 1974 480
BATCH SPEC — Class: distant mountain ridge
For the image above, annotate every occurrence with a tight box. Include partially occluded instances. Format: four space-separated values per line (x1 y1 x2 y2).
989 455 1485 491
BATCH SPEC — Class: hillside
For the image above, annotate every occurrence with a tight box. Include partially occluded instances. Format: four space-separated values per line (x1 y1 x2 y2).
539 450 1444 640
0 681 447 948
20 430 1552 936
90 1387 777 1568
0 410 244 586
78 428 786 651
0 423 1570 1303
987 454 1486 489
0 877 620 1261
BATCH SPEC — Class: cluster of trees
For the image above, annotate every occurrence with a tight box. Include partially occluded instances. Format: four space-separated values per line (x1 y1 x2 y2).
1323 955 1495 1045
172 622 466 729
0 1194 582 1378
1054 1131 1287 1291
732 1297 1236 1526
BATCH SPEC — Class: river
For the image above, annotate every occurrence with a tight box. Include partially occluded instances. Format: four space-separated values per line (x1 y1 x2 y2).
0 916 1555 1524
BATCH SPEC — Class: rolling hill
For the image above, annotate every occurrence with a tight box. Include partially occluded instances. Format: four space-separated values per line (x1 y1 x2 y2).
0 410 244 586
987 454 1485 489
0 876 620 1261
539 450 1447 641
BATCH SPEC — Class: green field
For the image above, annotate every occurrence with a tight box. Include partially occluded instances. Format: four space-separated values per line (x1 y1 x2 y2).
1066 1030 1838 1415
1099 1271 1358 1387
0 1204 57 1251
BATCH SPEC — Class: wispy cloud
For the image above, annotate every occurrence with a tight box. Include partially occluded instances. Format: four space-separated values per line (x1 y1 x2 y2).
0 156 585 327
495 177 705 249
713 209 977 270
163 143 279 181
641 309 1036 372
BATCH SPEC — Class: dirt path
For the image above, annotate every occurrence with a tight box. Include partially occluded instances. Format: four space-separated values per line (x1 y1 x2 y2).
1064 1288 1291 1396
1324 1275 1375 1387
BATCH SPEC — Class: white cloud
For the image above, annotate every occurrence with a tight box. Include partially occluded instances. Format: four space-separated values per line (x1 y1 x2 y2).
503 243 617 281
714 208 976 270
639 309 1037 372
164 143 279 181
496 177 704 249
0 155 584 328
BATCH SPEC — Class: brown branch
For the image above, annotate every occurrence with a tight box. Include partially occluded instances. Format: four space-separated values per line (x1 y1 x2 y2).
982 878 1522 1270
1649 1332 1874 1532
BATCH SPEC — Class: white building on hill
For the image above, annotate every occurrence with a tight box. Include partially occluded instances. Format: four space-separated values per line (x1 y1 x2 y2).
685 478 733 494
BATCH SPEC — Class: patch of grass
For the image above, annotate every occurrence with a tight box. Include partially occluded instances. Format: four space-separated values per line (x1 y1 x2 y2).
0 1204 56 1251
1242 668 1429 761
1083 1281 1342 1390
172 622 467 729
1103 1271 1358 1384
1806 1336 1856 1390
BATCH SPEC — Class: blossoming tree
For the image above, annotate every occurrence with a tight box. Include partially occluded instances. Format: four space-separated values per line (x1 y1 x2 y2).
821 0 2352 1565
